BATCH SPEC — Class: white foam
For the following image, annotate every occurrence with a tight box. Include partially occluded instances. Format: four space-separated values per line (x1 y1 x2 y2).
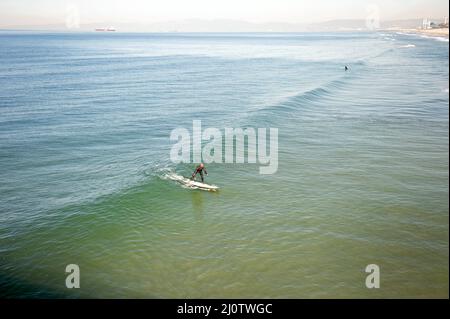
395 31 449 42
419 34 449 42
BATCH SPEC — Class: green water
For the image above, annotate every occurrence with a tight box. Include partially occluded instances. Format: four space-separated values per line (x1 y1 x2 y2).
0 31 448 298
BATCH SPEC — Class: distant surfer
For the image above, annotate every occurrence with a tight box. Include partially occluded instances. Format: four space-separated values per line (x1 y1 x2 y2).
191 163 208 183
345 65 349 71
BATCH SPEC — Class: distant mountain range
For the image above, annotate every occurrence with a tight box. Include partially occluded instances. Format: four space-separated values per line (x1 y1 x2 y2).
1 18 447 32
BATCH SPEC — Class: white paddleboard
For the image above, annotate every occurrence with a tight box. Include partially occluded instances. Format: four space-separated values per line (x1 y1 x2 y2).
188 180 219 191
167 173 219 191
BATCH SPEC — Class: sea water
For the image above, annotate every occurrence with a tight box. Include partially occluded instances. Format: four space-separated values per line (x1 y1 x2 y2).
0 31 448 298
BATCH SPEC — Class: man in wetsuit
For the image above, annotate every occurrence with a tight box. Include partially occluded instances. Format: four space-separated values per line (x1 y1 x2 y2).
191 163 208 183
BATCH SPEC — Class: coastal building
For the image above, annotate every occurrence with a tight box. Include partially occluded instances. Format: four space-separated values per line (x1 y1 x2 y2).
423 17 449 29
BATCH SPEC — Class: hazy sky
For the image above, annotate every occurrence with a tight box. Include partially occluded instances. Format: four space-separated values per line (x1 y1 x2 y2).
0 0 448 26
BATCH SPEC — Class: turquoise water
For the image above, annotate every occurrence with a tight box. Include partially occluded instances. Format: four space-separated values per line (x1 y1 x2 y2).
0 31 448 298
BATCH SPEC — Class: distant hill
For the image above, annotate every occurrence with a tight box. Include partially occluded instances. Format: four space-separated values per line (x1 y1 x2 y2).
307 19 444 31
1 18 447 32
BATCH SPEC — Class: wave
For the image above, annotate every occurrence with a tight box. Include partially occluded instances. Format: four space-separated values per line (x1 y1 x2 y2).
395 31 449 43
428 36 448 42
399 44 416 48
245 75 349 119
162 172 193 190
418 34 449 42
363 47 395 62
285 83 337 106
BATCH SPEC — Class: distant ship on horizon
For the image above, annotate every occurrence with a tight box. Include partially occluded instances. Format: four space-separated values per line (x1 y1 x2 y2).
95 27 116 32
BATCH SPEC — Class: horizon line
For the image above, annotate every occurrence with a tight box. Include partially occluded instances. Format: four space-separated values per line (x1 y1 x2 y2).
1 17 448 28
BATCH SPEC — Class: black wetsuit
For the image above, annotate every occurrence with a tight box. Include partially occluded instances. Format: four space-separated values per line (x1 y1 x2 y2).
192 166 207 182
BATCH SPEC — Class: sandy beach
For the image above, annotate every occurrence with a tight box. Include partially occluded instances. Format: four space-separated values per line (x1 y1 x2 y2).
392 27 449 39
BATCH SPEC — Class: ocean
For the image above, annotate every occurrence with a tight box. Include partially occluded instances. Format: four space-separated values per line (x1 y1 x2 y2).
0 31 448 298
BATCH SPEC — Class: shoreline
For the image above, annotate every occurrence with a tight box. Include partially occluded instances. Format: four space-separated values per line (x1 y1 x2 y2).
389 27 449 39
